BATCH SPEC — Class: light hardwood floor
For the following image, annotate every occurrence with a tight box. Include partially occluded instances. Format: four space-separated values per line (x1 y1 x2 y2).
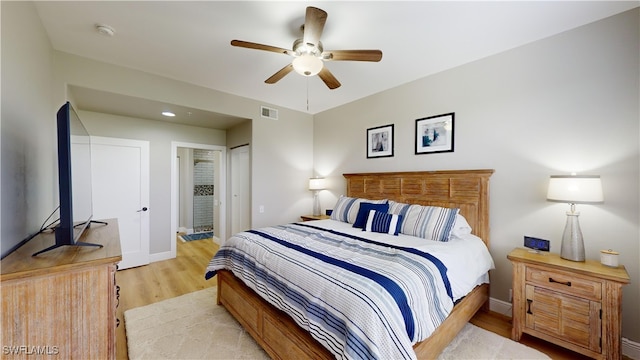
116 237 218 360
116 239 626 360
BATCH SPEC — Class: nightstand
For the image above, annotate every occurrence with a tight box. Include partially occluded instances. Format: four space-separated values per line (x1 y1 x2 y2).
508 248 629 360
300 214 330 221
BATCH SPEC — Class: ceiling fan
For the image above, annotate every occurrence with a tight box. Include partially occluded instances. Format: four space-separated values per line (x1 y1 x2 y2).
231 6 383 90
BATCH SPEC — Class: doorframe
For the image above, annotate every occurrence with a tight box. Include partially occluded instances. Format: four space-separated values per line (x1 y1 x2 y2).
170 142 226 259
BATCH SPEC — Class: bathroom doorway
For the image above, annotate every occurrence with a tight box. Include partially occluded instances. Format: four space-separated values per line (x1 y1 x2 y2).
177 148 218 234
171 142 226 259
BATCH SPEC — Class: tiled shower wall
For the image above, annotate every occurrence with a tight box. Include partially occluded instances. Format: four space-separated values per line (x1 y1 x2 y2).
193 149 214 233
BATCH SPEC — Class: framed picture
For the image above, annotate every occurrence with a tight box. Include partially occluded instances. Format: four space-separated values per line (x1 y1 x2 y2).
415 112 455 154
367 124 394 158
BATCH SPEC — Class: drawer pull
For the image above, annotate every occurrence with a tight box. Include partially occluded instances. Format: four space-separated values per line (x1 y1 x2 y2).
549 277 571 287
526 299 533 314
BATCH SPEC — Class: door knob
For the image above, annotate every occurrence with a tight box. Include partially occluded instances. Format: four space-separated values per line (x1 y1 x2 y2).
137 207 148 212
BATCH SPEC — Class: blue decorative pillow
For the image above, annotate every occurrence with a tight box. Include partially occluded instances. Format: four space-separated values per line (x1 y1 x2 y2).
364 210 403 236
353 202 390 229
330 196 387 224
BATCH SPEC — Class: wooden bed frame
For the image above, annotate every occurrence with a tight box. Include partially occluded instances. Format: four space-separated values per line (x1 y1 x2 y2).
216 169 494 359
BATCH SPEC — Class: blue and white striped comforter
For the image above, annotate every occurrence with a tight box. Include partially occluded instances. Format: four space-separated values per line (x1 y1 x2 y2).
205 223 454 360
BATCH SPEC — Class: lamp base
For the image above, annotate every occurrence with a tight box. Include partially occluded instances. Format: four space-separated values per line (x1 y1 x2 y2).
560 211 585 262
312 191 321 216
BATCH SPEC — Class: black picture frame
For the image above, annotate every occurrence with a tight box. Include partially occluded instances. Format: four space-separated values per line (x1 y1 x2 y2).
415 112 455 154
366 124 394 158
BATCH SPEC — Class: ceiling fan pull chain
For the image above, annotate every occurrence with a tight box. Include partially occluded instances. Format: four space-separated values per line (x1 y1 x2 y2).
306 78 310 112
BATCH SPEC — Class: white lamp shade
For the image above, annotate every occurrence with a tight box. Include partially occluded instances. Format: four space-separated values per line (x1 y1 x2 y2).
292 54 323 76
547 175 603 204
308 178 325 191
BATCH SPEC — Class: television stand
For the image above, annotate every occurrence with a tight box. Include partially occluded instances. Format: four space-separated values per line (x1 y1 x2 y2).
2 219 121 360
32 220 109 256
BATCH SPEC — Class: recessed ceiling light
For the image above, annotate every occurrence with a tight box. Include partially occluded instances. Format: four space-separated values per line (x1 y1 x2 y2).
95 24 115 37
162 111 176 117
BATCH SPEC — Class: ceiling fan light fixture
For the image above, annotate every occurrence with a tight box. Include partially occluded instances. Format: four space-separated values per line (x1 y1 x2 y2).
292 53 323 76
231 6 380 89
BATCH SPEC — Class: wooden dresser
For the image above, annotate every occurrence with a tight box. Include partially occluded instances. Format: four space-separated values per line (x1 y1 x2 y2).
508 248 629 360
1 219 121 359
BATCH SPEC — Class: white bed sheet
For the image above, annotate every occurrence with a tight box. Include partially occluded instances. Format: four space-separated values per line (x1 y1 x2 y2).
302 219 495 301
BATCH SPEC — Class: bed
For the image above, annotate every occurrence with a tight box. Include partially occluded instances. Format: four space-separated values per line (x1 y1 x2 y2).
206 169 494 359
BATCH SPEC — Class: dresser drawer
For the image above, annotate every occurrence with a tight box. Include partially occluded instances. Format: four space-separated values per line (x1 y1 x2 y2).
526 266 601 301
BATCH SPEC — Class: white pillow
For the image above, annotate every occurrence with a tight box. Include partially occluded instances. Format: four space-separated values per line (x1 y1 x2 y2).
451 214 473 237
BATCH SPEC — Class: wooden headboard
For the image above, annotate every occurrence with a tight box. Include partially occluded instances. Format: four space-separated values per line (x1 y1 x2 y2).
343 169 494 246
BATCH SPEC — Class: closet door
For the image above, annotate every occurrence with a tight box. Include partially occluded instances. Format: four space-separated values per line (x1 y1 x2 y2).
230 145 250 235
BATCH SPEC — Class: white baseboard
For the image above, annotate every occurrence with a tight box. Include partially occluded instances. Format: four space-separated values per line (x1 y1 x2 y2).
489 297 512 317
488 296 639 359
623 337 640 360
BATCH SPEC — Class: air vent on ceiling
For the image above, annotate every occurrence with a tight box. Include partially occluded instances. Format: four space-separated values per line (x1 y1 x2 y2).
260 106 278 120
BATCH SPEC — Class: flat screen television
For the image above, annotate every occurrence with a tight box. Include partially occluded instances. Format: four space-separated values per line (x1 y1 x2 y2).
33 101 105 256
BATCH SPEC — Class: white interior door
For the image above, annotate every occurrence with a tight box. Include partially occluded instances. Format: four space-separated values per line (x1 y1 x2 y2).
231 145 250 235
91 137 150 270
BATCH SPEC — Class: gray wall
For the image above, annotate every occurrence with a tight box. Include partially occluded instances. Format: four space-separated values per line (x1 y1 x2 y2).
313 9 639 342
1 2 56 256
2 0 638 345
76 110 226 254
2 2 314 259
52 53 314 254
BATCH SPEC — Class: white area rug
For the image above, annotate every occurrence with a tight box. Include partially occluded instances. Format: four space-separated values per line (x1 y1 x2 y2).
125 287 550 360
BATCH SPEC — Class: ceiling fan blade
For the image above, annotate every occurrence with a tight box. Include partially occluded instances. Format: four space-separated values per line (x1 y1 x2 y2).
318 67 341 90
265 64 294 84
231 40 294 56
322 50 383 62
303 7 327 47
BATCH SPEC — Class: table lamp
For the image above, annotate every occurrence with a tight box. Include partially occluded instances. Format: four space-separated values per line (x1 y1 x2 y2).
546 175 603 261
309 178 325 216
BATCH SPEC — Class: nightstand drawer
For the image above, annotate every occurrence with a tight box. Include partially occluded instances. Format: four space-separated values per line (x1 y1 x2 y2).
526 266 601 301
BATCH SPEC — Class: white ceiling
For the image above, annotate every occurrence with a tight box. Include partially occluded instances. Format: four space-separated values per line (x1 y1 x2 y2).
34 1 638 128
